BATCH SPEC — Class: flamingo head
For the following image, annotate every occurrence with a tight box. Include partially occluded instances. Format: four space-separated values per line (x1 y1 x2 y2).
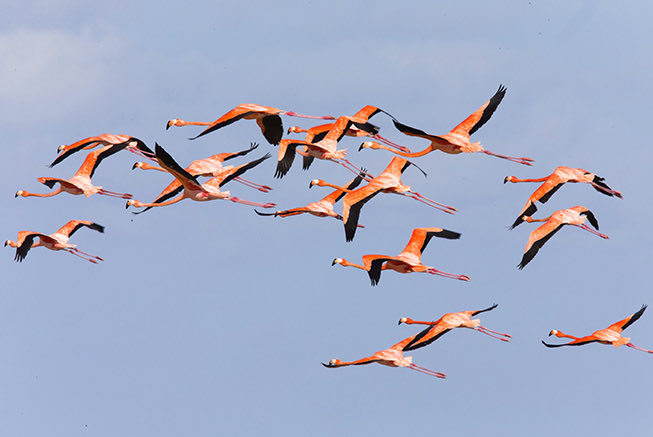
358 141 380 152
4 240 13 247
166 119 182 130
287 126 304 134
309 179 322 189
15 190 24 198
132 162 144 170
331 258 343 266
322 359 342 367
57 144 66 152
398 317 408 325
504 176 516 184
125 199 138 209
549 330 559 337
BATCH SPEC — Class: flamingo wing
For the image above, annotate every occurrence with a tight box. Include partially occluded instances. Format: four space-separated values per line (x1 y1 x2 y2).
363 255 395 286
471 304 498 316
57 220 104 238
50 138 101 167
322 356 381 368
189 107 255 140
541 336 601 348
212 153 271 188
518 222 565 269
275 141 306 178
221 142 259 162
154 143 204 192
403 323 453 351
452 85 507 136
14 232 52 262
259 115 283 145
608 305 647 333
342 185 383 242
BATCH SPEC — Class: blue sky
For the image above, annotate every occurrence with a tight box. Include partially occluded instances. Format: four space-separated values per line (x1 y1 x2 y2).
2 1 652 436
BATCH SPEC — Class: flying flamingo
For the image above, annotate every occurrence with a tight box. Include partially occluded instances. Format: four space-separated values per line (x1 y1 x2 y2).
398 304 511 349
358 85 533 166
274 116 377 178
322 331 446 379
50 134 154 167
16 145 134 200
166 103 335 144
5 220 105 263
126 143 276 211
316 157 455 241
254 172 365 223
505 166 622 228
287 105 411 155
518 206 609 269
132 142 271 193
543 305 653 353
332 227 470 286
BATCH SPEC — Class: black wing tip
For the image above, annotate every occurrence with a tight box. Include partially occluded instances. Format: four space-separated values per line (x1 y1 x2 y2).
541 340 556 348
440 230 461 240
91 223 105 233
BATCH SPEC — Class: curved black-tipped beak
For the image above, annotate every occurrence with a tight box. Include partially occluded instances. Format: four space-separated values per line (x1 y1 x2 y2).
331 259 337 266
308 181 313 189
321 362 331 368
397 319 403 325
14 192 18 198
503 177 509 184
548 331 554 336
358 143 365 152
131 163 139 170
3 241 7 247
165 121 171 130
125 202 130 209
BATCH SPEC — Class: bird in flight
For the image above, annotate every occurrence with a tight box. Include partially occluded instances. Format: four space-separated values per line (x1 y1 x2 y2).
254 172 365 223
398 304 511 349
126 143 275 211
543 305 653 353
505 166 622 228
332 227 470 285
17 144 134 200
359 85 534 165
518 206 609 269
166 103 335 145
322 329 446 378
5 220 105 263
50 134 154 168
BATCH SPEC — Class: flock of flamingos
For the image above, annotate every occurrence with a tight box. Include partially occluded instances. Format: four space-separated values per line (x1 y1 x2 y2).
6 85 652 378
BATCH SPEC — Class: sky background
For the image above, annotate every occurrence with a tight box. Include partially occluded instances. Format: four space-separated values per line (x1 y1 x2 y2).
1 1 652 435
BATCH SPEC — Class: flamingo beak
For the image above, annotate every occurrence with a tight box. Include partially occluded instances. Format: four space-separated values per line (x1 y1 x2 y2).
165 120 172 130
503 177 509 184
358 143 365 152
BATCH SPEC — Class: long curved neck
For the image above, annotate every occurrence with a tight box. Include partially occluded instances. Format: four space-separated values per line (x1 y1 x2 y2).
370 142 430 157
552 331 579 340
507 176 548 183
18 188 63 198
339 259 366 270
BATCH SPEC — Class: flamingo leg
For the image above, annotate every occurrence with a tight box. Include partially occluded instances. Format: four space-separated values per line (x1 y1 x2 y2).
579 224 609 239
128 147 156 160
284 111 335 120
475 327 510 342
407 191 457 211
229 197 276 208
427 268 470 281
98 189 133 199
478 325 512 338
371 134 411 153
335 159 374 180
71 248 104 261
65 249 99 263
626 343 653 353
408 363 446 379
234 176 272 192
401 193 455 215
483 150 534 166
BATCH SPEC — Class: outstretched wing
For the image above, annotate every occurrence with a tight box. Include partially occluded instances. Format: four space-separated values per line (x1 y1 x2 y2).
452 85 507 136
402 323 453 351
56 220 104 238
189 106 255 140
518 222 565 269
221 142 259 162
541 337 600 348
213 153 271 188
399 227 461 258
608 305 647 333
154 143 204 192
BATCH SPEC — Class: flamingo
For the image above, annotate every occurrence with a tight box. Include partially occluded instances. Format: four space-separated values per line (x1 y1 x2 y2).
287 105 411 155
166 103 335 145
398 304 511 349
322 331 446 379
5 220 105 263
543 305 653 353
126 143 276 211
505 166 622 228
254 172 365 223
518 206 609 269
16 144 134 200
332 227 470 286
274 116 375 179
50 134 154 167
358 85 534 166
320 157 455 241
132 142 272 193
